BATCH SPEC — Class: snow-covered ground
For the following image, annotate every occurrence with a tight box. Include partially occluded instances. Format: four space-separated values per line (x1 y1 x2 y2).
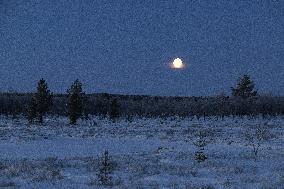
0 116 283 188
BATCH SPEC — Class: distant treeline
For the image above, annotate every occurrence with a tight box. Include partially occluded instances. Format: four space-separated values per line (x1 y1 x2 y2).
0 92 283 118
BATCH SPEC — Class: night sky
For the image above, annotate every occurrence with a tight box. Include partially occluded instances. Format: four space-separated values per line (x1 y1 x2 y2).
1 0 283 96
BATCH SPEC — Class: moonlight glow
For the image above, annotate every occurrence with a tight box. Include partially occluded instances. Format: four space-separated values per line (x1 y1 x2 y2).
172 58 184 69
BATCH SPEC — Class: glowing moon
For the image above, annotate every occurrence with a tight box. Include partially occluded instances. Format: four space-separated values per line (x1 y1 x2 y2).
172 58 184 69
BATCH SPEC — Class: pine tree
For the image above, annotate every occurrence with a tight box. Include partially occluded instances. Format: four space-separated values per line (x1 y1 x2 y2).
35 79 52 123
97 150 112 185
231 75 257 99
67 79 84 124
194 131 208 163
109 99 120 122
26 79 52 123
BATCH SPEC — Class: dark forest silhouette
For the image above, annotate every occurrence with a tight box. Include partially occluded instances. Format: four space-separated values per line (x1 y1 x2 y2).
0 75 283 123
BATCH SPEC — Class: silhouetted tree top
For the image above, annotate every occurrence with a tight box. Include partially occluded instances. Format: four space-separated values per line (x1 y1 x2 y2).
231 75 257 99
36 78 52 111
67 79 83 94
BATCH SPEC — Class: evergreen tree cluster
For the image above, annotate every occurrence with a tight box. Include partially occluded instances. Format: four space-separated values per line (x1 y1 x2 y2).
0 74 282 121
27 78 122 124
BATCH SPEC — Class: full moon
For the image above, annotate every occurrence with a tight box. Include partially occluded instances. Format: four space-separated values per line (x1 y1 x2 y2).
172 58 184 69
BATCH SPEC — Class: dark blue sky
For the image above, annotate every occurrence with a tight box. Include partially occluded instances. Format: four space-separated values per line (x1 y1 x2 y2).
1 0 283 96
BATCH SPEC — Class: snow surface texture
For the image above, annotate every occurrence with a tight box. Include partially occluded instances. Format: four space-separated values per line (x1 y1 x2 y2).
0 116 283 188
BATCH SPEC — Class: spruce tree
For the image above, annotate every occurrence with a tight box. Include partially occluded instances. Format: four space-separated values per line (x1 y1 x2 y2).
231 75 257 99
67 79 84 124
26 79 52 123
97 150 112 185
194 131 208 163
35 79 52 123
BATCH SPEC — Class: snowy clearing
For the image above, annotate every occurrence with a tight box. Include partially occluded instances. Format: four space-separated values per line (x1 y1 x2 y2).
0 116 283 188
